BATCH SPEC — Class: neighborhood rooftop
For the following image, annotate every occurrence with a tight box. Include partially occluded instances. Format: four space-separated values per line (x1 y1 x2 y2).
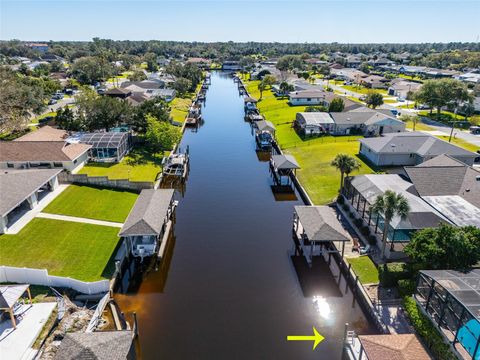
0 141 91 162
119 189 175 237
14 126 68 142
360 132 478 157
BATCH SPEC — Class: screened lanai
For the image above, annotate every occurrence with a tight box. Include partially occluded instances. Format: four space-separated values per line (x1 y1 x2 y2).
415 270 480 360
80 132 132 162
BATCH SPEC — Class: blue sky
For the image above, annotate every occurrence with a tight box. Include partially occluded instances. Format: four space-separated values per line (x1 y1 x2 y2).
1 0 479 43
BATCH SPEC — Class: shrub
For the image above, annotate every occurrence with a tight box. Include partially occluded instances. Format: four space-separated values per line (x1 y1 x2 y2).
398 279 416 297
379 262 411 287
403 297 457 360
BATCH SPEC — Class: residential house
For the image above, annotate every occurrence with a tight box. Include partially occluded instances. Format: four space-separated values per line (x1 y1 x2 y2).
404 154 480 227
345 55 362 68
119 189 176 259
222 61 241 71
153 88 176 102
186 57 211 69
369 58 395 68
359 75 388 89
359 132 479 167
75 132 133 163
295 112 335 135
455 72 480 84
331 68 367 83
330 109 406 136
121 80 164 93
388 80 422 98
0 140 91 172
289 90 333 106
105 88 132 99
0 169 62 233
25 42 48 53
342 174 449 258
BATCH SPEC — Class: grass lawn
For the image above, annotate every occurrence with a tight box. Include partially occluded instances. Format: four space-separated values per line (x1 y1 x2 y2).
31 112 56 124
0 218 120 281
286 136 374 204
347 256 379 284
43 185 138 223
435 135 479 153
245 80 375 204
170 97 193 124
397 74 424 83
403 119 434 131
341 85 388 96
78 146 163 183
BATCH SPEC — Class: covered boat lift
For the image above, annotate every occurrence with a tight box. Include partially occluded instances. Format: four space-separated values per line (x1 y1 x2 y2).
254 120 276 150
293 206 352 265
269 154 300 188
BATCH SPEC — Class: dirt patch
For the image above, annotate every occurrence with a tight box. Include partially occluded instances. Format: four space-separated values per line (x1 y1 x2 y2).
364 284 400 302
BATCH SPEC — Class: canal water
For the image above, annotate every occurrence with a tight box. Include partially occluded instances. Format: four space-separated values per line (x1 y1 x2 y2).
115 72 373 359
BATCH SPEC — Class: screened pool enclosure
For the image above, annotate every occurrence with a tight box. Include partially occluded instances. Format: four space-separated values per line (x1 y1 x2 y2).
80 132 132 162
415 270 480 360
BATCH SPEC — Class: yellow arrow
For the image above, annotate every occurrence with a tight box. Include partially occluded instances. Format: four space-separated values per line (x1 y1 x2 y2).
287 326 325 350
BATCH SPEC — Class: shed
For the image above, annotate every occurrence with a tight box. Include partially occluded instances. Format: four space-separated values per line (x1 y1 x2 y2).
79 132 132 162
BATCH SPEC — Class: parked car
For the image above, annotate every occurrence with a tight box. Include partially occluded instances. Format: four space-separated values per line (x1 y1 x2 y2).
418 104 430 110
396 97 405 102
470 126 480 135
48 98 57 105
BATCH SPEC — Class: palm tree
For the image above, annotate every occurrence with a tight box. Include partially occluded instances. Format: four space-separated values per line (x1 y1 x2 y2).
330 154 361 190
258 81 267 100
370 190 410 259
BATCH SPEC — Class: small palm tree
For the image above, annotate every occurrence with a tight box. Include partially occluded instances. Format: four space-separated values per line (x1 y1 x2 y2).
370 190 410 259
331 154 361 190
258 81 267 100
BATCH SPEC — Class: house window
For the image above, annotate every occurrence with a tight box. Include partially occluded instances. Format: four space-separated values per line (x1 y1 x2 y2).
73 159 78 164
54 162 63 167
409 153 414 158
307 98 311 101
7 163 14 168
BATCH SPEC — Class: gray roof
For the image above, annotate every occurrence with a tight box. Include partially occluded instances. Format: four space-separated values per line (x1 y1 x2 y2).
0 169 62 217
119 189 174 237
359 132 478 158
331 110 402 127
404 155 480 208
121 80 162 90
54 331 134 360
295 206 351 242
255 120 275 132
289 90 328 99
350 174 449 230
271 154 300 170
296 112 334 125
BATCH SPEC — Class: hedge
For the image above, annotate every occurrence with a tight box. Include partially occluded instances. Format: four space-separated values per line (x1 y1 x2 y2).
403 297 457 360
379 262 411 287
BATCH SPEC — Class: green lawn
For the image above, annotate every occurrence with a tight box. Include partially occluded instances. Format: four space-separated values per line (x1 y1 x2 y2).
0 218 120 281
435 135 479 153
43 185 138 223
31 112 56 125
341 85 388 96
403 119 434 131
286 137 374 204
170 97 193 124
245 80 375 204
397 74 424 83
78 147 163 182
347 256 379 284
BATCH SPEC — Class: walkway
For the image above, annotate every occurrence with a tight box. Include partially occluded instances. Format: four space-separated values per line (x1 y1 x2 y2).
0 302 57 360
6 184 70 234
36 213 123 228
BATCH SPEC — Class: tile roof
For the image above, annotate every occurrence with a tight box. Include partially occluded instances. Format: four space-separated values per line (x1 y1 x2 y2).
0 141 91 162
54 331 134 360
359 334 431 360
0 169 62 216
15 126 68 142
119 189 175 237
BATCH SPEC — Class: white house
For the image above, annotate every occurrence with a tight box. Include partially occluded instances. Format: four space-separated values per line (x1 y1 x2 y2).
289 90 332 106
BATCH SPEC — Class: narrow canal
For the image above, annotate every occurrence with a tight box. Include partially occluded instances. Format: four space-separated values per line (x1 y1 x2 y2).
115 72 373 359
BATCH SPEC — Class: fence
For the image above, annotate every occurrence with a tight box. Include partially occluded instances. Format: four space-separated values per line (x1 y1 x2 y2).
0 266 109 294
59 173 153 192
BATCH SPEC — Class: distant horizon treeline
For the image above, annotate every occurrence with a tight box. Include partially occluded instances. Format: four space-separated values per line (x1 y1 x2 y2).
1 38 480 62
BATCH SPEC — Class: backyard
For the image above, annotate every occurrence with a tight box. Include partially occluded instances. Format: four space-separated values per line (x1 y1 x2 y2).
347 256 379 284
0 218 120 281
245 80 374 204
43 184 138 223
78 146 164 182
